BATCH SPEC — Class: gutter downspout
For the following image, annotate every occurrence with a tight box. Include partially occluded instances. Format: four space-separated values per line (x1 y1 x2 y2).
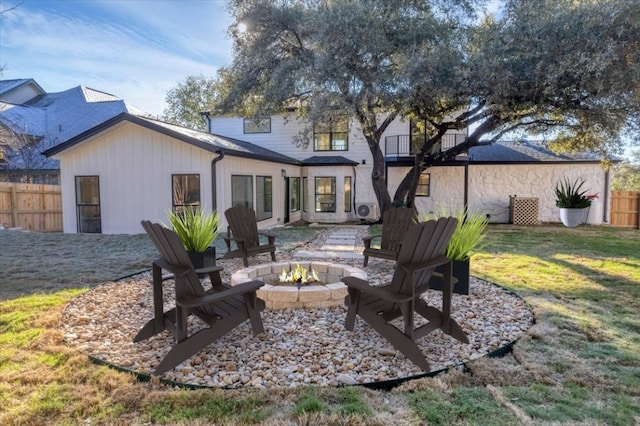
211 151 224 212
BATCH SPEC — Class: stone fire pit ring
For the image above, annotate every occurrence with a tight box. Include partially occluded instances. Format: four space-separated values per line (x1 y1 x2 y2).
230 261 366 310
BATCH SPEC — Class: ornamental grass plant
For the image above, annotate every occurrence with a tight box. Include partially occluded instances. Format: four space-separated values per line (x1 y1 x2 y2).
165 206 220 252
424 207 489 261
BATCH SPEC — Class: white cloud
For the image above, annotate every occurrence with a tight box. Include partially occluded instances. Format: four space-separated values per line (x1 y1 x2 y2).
0 0 234 116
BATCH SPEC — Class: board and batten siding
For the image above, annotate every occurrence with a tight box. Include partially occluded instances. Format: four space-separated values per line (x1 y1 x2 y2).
209 113 375 164
215 156 299 229
55 122 216 234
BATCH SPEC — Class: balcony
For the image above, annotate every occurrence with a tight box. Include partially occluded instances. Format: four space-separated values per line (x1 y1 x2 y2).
384 133 467 160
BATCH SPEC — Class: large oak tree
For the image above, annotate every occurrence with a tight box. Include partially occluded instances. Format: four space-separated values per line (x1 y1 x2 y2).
212 0 639 213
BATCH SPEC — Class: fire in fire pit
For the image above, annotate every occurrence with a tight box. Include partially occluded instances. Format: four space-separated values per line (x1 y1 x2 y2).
279 263 319 287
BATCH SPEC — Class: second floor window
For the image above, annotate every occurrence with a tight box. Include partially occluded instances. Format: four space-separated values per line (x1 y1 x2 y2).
243 117 271 134
314 118 348 151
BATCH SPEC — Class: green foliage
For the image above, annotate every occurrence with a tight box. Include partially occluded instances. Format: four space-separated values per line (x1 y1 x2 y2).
554 178 592 208
162 75 220 131
294 395 324 415
611 152 640 190
424 208 489 261
165 207 219 252
216 0 640 212
337 387 372 417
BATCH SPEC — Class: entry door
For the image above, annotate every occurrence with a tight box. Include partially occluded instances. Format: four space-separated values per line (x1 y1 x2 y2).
284 177 290 224
75 176 101 233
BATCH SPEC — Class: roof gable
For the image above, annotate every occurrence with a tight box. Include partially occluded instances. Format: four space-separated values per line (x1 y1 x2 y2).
44 113 302 166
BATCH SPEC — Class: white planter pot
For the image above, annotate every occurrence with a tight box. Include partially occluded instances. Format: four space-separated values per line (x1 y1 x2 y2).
559 208 588 227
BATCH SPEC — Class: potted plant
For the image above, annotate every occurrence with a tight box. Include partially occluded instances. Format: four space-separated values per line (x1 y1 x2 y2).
423 208 489 295
166 206 220 269
554 178 593 227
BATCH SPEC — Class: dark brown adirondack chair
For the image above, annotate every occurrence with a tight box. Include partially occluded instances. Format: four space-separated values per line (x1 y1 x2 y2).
135 220 265 375
342 218 469 372
223 206 277 266
362 207 416 267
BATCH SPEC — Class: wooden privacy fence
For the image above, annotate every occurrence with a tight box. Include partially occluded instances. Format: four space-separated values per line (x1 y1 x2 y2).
0 183 63 232
610 190 640 228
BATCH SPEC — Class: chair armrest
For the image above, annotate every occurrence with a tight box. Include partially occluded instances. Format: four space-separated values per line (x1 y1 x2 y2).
154 258 191 277
341 276 413 303
362 235 380 249
194 265 223 275
178 280 264 308
400 255 451 275
258 231 276 245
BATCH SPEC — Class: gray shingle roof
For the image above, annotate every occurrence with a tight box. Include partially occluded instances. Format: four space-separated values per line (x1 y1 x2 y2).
0 82 148 169
44 113 302 166
468 140 602 163
302 156 359 166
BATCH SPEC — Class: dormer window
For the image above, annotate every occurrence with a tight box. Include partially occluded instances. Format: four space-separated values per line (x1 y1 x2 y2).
314 118 348 151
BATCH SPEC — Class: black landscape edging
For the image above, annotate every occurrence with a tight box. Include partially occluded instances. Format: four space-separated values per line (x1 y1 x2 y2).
91 273 535 392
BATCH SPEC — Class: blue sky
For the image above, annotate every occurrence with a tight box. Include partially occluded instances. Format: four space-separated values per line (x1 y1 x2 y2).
0 0 234 116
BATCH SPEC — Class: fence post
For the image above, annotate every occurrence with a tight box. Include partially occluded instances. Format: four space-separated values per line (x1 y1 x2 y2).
10 185 18 228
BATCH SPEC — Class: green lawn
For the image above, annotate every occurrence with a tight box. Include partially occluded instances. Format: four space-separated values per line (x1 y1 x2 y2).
0 224 639 425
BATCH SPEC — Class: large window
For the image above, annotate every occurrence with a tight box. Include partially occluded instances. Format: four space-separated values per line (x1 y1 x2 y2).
232 175 253 208
344 176 352 212
75 176 101 233
290 177 300 212
302 177 308 212
256 176 273 221
172 174 200 212
243 117 271 134
315 177 336 212
313 118 348 151
416 172 430 196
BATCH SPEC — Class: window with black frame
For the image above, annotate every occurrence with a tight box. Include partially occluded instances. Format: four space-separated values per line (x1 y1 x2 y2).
75 175 101 233
313 118 348 151
243 117 271 134
290 177 300 212
315 177 336 212
416 172 430 196
256 176 273 221
302 177 308 212
231 175 253 209
344 176 352 212
172 174 200 212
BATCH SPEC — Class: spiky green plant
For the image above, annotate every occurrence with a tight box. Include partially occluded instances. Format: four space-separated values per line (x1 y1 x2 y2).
554 178 592 208
165 207 219 252
424 208 489 261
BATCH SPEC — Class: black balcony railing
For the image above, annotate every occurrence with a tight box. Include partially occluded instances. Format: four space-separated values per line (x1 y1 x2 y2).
384 133 467 158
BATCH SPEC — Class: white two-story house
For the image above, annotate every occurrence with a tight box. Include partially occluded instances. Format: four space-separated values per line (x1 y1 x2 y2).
45 109 609 234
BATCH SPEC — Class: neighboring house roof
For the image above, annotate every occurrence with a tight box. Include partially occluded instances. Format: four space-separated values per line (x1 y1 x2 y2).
0 78 45 101
44 113 303 166
468 140 604 163
0 82 148 169
302 155 359 166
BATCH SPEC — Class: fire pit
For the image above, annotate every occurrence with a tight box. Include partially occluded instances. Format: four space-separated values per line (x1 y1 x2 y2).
230 261 366 310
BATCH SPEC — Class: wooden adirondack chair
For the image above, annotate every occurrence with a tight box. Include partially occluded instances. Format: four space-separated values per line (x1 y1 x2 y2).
135 220 266 375
362 207 416 267
342 218 469 372
223 206 277 266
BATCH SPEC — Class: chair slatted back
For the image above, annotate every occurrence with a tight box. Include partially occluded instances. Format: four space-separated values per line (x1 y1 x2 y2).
141 220 208 300
390 217 458 297
225 207 260 247
379 207 417 252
